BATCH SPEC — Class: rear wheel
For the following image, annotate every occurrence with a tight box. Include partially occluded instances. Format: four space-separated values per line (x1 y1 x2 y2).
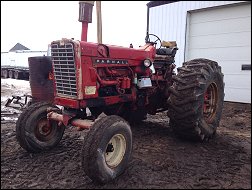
167 58 224 141
82 115 132 184
16 102 65 153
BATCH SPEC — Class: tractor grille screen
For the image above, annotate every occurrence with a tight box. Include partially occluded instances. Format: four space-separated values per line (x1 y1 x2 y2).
51 42 77 98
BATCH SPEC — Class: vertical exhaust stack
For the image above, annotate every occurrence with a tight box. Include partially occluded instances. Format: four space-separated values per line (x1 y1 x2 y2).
78 1 95 41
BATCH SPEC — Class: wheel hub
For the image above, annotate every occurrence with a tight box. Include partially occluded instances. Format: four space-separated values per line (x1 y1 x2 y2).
105 134 126 168
39 123 51 135
35 119 53 140
106 143 114 152
203 82 218 122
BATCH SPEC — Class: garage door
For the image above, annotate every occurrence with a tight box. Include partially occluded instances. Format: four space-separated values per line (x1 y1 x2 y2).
185 3 251 103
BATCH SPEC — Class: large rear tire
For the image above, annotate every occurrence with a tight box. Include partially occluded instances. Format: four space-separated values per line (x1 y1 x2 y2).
82 115 132 184
167 58 224 141
16 102 65 153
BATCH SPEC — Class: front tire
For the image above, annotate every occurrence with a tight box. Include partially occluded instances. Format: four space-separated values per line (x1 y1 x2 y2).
82 115 132 184
167 58 224 141
16 102 65 153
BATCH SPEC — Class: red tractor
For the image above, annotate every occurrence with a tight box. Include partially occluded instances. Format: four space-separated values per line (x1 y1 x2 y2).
16 1 224 184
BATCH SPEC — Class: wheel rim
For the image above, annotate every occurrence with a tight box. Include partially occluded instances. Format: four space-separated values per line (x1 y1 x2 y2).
105 134 126 168
203 82 218 123
35 118 54 142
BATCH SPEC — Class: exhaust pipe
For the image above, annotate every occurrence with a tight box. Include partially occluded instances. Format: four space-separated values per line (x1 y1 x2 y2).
78 1 94 41
78 1 102 43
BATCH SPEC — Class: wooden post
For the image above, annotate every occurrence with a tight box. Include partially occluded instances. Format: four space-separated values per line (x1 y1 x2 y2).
96 1 102 44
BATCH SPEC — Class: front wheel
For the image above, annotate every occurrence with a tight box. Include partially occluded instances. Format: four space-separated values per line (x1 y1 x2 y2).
16 102 65 153
82 115 132 184
167 58 224 141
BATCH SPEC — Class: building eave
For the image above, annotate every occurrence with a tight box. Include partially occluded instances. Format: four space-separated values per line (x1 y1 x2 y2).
146 1 179 8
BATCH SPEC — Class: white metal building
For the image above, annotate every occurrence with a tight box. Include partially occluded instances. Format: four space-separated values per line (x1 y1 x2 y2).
147 1 251 103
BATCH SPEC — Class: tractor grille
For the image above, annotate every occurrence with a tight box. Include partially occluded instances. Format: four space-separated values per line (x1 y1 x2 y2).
51 42 77 98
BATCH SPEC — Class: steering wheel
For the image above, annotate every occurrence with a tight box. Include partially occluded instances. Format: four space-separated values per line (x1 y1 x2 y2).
145 33 162 49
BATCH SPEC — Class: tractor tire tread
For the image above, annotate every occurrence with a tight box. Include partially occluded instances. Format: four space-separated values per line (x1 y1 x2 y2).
167 58 224 141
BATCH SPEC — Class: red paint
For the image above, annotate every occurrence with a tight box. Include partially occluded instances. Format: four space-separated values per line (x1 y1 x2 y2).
121 77 130 89
96 72 119 86
126 77 131 89
80 41 156 62
54 97 80 109
50 38 174 107
81 22 88 42
48 36 175 129
33 1 178 132
121 78 127 89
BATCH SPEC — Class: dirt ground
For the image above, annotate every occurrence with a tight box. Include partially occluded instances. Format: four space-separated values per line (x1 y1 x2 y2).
1 80 251 189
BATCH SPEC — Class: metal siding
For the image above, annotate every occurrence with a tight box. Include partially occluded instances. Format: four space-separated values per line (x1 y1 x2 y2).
149 1 245 67
186 3 251 103
149 1 250 103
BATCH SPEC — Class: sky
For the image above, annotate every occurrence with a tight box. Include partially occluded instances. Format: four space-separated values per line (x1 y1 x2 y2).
1 1 149 52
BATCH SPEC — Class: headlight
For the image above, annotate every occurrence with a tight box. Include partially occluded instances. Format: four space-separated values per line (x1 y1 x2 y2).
143 59 152 68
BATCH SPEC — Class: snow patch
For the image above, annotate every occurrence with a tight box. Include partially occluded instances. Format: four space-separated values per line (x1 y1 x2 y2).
1 78 30 89
1 78 31 102
1 117 18 121
1 78 31 119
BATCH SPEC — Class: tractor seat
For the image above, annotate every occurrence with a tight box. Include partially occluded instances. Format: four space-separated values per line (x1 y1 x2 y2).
156 47 178 57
